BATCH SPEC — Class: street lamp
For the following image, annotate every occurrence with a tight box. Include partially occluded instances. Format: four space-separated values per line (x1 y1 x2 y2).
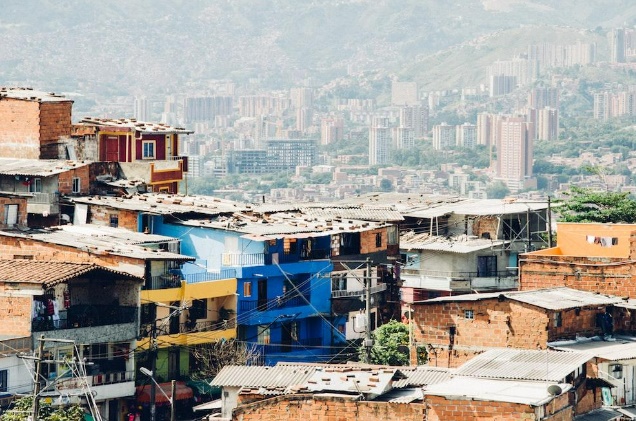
139 367 176 421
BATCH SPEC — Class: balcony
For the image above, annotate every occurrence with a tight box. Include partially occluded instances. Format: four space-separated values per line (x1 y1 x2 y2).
257 337 323 354
57 370 134 390
331 283 387 298
138 317 236 349
27 192 59 215
146 273 181 290
239 294 311 312
0 336 31 354
222 252 265 267
183 269 237 284
32 305 137 332
401 268 518 292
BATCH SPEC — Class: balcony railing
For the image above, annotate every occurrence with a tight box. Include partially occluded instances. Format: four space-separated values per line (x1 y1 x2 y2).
141 318 236 338
401 268 518 279
239 294 311 312
28 192 55 204
32 305 138 332
222 253 265 267
332 283 387 298
146 273 181 290
56 370 134 390
183 269 237 284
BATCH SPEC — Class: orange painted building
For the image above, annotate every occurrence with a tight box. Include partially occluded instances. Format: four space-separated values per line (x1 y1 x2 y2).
520 223 636 296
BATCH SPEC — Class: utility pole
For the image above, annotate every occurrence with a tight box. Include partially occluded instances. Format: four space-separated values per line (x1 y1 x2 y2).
150 309 157 421
31 335 45 421
170 380 176 421
547 196 553 248
364 258 373 363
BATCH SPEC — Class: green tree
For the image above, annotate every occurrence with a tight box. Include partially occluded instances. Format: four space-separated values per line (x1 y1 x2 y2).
1 397 85 421
485 181 510 199
359 320 409 366
379 178 394 192
557 187 636 223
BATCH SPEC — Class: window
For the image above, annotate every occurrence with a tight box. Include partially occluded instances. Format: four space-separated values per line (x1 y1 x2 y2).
142 141 156 159
387 226 398 245
28 178 42 193
554 311 562 328
477 255 497 277
190 299 207 320
609 363 623 380
464 309 474 320
0 370 6 392
243 282 252 297
72 177 81 194
4 204 18 227
257 325 270 344
109 214 119 228
375 232 383 248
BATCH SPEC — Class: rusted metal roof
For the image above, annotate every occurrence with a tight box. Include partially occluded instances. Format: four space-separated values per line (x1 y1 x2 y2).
0 158 90 177
79 117 193 134
453 348 592 382
0 260 142 288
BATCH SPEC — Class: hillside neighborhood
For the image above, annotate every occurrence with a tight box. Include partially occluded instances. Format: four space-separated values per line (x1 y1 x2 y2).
1 86 636 421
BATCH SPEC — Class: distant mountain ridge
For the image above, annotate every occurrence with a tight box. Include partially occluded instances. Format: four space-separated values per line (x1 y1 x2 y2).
0 0 634 96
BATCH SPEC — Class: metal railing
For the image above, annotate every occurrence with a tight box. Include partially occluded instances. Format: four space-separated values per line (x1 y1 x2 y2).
259 337 323 353
27 192 54 204
146 273 181 290
222 253 265 267
401 268 518 279
184 269 237 284
239 294 311 312
32 306 138 332
141 318 236 337
0 336 31 354
56 370 134 390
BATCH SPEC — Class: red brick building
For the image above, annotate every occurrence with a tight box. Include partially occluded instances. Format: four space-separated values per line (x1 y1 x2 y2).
520 223 636 297
0 87 73 159
411 287 629 368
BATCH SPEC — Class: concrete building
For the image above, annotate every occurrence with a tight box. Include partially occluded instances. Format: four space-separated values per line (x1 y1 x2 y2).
399 105 428 138
432 123 456 150
496 116 534 192
369 117 392 165
609 28 626 63
456 123 477 148
320 117 344 145
489 75 517 97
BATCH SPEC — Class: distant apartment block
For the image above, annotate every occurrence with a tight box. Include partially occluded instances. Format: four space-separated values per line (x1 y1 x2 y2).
184 96 233 123
368 117 392 165
496 116 535 192
399 104 429 137
238 94 290 118
594 90 636 120
527 41 596 69
456 123 477 148
489 57 538 86
320 117 344 145
489 75 517 97
227 149 269 174
528 87 559 109
266 139 317 172
391 81 419 106
133 96 150 121
432 123 456 150
609 28 626 63
289 87 313 109
394 126 415 150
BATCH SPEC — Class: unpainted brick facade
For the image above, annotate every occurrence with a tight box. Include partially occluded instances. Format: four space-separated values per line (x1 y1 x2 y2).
425 393 572 421
0 196 28 229
0 284 33 336
411 297 621 368
0 98 72 159
83 204 139 231
232 394 425 421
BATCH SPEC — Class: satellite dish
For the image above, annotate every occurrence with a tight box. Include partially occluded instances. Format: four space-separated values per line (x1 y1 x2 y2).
547 385 562 396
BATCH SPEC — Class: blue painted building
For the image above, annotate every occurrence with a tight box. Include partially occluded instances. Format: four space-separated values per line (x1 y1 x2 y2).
150 215 345 364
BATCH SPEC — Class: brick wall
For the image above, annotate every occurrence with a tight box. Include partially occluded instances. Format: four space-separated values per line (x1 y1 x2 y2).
232 394 425 421
426 393 572 421
520 254 636 297
57 166 91 195
39 102 72 146
0 98 41 159
0 197 28 228
0 286 33 336
472 215 498 239
412 298 611 367
87 205 139 230
360 228 385 254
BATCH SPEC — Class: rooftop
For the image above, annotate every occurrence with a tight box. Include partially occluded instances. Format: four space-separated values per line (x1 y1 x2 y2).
0 158 90 177
0 87 72 103
401 232 509 253
0 225 194 262
0 260 142 287
550 335 636 361
79 117 193 134
453 348 592 382
415 287 625 310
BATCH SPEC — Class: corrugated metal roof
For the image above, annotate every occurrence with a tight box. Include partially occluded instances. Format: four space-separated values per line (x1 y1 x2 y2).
550 336 636 361
374 388 423 403
0 87 71 102
0 158 90 177
575 408 622 421
303 367 397 399
79 117 193 134
416 287 624 310
508 287 623 310
210 365 317 388
453 348 592 382
251 204 404 222
393 366 452 388
616 407 636 419
0 226 194 262
0 260 142 287
71 193 248 216
424 377 572 405
401 233 509 253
